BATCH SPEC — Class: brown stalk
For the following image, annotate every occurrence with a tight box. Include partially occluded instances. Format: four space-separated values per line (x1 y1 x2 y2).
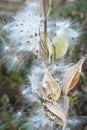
43 0 47 44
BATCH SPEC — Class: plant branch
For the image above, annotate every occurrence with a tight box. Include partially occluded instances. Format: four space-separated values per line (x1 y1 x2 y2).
43 0 47 44
47 0 52 17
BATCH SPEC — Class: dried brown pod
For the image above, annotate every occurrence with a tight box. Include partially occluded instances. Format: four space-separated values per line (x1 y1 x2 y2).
41 71 61 102
62 57 85 95
43 102 67 128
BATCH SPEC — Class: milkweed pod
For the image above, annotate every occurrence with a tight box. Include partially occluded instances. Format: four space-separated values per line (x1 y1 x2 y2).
45 37 53 63
40 30 69 63
52 29 68 59
43 102 67 126
42 71 61 102
40 36 53 63
62 57 85 95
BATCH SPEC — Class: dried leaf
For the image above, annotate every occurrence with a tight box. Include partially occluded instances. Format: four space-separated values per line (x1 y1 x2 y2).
62 57 85 95
42 71 61 102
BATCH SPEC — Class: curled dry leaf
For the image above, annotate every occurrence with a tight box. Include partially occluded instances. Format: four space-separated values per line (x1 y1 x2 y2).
41 71 61 102
43 102 67 126
62 57 85 95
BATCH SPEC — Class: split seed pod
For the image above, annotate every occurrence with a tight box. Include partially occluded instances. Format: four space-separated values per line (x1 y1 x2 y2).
41 71 61 102
40 30 68 64
43 102 66 126
40 36 53 64
62 57 85 95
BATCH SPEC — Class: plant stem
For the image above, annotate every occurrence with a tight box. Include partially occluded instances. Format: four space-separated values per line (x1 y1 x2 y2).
43 0 47 44
47 0 52 17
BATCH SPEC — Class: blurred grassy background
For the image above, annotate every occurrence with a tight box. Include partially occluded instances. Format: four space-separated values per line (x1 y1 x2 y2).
0 0 87 130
